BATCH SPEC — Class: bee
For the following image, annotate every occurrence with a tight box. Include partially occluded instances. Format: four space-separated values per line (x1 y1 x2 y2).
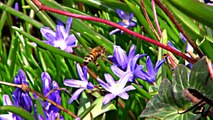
83 46 106 66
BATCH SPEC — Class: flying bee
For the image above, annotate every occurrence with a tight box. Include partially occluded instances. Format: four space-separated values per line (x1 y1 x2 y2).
83 46 107 66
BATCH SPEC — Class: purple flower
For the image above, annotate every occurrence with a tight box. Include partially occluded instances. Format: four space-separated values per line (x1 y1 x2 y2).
0 95 22 120
110 9 136 35
109 44 146 82
41 72 61 114
97 73 135 105
40 17 78 53
33 72 63 120
12 69 33 112
64 64 94 104
109 45 137 70
137 56 166 84
204 0 213 6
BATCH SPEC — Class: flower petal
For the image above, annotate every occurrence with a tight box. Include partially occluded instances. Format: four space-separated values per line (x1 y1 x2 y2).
129 21 136 27
102 94 116 105
68 88 84 104
146 56 155 75
55 25 64 41
87 82 94 90
3 95 13 106
127 45 136 60
123 85 135 92
40 27 56 38
109 28 120 35
111 65 125 78
97 78 110 91
117 72 133 89
154 58 166 73
118 92 129 100
76 64 87 81
44 33 56 43
113 45 128 69
41 72 52 95
116 9 129 20
104 74 116 86
128 12 134 21
65 17 72 34
65 34 77 47
64 79 87 88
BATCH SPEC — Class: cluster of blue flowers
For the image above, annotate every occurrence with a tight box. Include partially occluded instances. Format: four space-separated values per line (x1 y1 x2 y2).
0 9 166 119
0 70 63 120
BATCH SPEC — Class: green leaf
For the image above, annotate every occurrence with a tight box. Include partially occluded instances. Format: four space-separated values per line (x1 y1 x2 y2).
1 106 35 120
140 79 197 120
166 0 213 29
78 97 116 120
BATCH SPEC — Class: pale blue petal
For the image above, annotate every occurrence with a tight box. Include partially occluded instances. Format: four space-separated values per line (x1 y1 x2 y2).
123 85 135 92
65 17 72 34
68 88 84 104
97 78 110 91
127 45 136 60
64 47 73 53
146 56 155 75
110 65 125 78
41 72 52 95
116 9 128 20
118 92 129 100
128 12 134 21
65 34 77 47
44 33 55 43
113 45 128 69
129 21 136 27
76 64 87 81
87 82 94 90
40 27 56 38
64 79 87 88
102 94 116 105
104 74 116 86
3 95 13 106
154 58 166 74
117 72 133 89
109 28 120 35
55 25 64 40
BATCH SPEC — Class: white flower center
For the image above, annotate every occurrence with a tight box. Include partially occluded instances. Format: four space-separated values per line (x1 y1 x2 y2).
122 19 129 26
54 40 67 50
109 83 123 95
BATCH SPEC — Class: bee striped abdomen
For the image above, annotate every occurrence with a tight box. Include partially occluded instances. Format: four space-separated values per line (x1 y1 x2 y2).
83 46 106 66
83 53 96 65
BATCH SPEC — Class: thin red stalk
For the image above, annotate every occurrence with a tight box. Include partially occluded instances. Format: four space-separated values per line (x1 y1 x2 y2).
140 0 160 41
32 0 196 64
154 0 203 58
151 0 162 36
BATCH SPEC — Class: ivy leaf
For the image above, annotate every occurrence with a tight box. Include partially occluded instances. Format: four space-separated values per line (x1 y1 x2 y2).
140 78 197 120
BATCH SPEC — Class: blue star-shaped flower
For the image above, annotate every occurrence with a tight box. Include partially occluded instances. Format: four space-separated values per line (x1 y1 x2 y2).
97 73 135 105
137 56 166 84
110 9 136 35
64 64 94 104
12 69 33 112
41 72 61 114
109 44 146 82
40 17 78 53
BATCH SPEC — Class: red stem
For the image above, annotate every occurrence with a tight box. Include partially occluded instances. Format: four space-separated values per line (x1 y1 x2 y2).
32 0 196 64
151 0 162 36
153 0 203 58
